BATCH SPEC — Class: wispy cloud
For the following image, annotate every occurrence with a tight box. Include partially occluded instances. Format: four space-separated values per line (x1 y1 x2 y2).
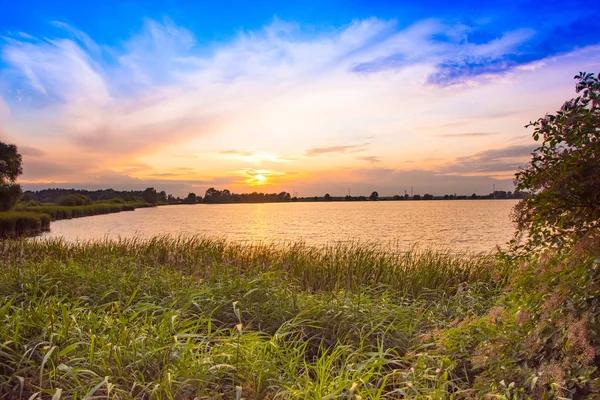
441 144 536 175
306 143 369 156
356 155 381 165
436 132 499 138
220 150 253 156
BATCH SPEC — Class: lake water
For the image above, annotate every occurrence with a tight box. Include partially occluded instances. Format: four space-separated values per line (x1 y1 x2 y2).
40 200 519 253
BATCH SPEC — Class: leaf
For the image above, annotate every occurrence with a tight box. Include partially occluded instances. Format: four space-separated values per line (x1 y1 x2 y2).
51 389 63 400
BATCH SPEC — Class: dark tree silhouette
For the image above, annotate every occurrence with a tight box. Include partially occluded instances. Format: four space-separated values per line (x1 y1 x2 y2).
0 142 23 211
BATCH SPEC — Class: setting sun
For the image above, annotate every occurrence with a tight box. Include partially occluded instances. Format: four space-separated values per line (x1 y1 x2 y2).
248 173 268 186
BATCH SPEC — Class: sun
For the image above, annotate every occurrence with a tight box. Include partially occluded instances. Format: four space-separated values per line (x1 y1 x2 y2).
254 173 267 184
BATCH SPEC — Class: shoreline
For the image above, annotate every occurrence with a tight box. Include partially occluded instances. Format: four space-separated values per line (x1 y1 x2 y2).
0 202 154 238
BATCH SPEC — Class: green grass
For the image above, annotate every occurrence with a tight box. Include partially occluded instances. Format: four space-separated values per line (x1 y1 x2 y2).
0 235 598 399
0 211 51 237
0 237 503 399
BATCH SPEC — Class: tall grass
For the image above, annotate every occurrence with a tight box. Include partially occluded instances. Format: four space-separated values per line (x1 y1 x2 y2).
0 211 50 237
0 236 507 399
17 203 140 220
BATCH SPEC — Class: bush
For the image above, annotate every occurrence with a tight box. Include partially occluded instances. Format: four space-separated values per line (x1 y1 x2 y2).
432 234 600 398
21 200 42 207
56 194 93 206
102 197 126 204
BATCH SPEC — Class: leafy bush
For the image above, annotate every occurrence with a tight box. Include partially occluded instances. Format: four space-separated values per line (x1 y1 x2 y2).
431 234 600 398
514 72 600 250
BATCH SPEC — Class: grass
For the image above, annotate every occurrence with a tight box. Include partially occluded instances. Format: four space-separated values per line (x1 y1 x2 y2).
0 211 51 237
0 236 503 399
0 235 598 398
17 202 153 221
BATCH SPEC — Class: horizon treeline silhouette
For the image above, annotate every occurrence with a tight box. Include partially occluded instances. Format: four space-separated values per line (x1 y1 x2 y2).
23 186 527 205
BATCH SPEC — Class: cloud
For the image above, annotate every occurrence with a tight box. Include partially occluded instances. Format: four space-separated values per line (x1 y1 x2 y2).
436 132 499 138
2 14 600 196
356 155 381 164
220 149 253 156
21 159 83 180
306 143 369 156
441 144 536 175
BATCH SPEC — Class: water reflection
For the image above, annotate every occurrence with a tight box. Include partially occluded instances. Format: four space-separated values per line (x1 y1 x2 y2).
41 200 519 253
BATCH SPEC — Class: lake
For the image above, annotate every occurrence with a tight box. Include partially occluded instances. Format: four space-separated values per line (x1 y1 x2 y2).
40 200 519 253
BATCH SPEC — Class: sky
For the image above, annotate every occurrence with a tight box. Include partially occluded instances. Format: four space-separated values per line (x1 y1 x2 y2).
1 0 599 197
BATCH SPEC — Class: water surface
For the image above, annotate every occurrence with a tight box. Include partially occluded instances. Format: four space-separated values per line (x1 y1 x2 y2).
41 200 519 253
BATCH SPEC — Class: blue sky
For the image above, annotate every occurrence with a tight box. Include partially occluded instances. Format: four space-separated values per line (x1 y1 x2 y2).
1 0 599 196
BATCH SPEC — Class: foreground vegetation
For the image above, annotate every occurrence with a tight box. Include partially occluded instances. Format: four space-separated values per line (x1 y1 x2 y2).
0 235 598 399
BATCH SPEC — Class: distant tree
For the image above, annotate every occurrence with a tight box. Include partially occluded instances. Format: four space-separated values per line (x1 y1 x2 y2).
185 192 197 204
142 187 159 204
514 72 600 249
393 195 402 200
369 191 379 200
0 142 23 211
324 193 332 201
413 194 421 200
277 191 291 201
204 187 222 203
221 189 232 202
423 194 434 200
471 193 477 199
158 190 168 203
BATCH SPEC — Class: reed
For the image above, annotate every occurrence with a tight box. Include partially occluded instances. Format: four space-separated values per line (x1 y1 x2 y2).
0 211 51 237
0 236 507 398
16 202 153 220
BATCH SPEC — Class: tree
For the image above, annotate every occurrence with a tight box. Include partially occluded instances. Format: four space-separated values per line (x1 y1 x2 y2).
204 187 222 203
513 72 600 249
0 142 23 211
369 191 379 200
0 142 22 182
185 192 197 204
142 187 159 204
323 193 332 201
